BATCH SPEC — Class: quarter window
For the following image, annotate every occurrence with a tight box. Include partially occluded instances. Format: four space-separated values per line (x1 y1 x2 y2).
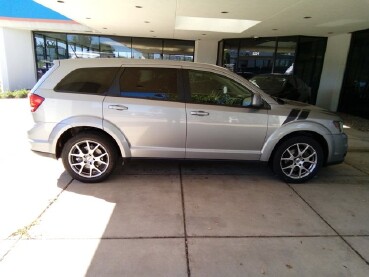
54 67 119 94
119 68 178 101
188 70 253 107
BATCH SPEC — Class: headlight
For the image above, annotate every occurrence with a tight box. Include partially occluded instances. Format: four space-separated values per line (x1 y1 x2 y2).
333 121 343 133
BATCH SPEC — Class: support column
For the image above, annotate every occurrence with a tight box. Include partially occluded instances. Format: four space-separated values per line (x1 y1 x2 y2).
316 34 351 111
0 27 37 92
194 39 219 65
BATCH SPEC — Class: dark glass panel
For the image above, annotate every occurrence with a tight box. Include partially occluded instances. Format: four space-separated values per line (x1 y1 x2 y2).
163 39 194 61
131 38 162 59
339 29 369 118
274 37 297 74
100 36 131 58
238 38 276 76
67 34 100 58
223 39 239 71
294 36 327 104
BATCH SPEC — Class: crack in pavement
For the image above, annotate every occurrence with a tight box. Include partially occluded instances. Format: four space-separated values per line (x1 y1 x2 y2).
0 178 74 262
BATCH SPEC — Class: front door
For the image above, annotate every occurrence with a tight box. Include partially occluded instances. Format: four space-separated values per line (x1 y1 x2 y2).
185 69 269 160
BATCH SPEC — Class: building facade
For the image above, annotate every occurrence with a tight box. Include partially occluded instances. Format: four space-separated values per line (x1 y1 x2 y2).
1 0 369 118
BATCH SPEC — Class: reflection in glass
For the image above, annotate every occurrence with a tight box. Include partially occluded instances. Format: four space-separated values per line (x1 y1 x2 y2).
33 31 195 79
238 38 276 76
223 39 239 71
163 40 194 61
100 36 131 58
132 38 162 59
275 37 297 74
67 34 100 58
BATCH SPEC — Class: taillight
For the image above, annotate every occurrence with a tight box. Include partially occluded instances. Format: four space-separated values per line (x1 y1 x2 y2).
29 94 45 112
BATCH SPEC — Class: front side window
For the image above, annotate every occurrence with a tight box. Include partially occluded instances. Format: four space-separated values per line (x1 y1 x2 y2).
54 67 119 94
188 70 253 107
119 68 178 101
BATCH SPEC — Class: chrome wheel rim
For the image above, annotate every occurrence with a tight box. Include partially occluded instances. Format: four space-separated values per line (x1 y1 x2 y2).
280 143 317 180
68 140 109 178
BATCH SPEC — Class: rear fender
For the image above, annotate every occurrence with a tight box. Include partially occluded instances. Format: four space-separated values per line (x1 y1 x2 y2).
49 116 131 158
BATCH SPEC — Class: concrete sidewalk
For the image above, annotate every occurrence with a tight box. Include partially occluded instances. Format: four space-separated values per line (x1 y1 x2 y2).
0 99 368 276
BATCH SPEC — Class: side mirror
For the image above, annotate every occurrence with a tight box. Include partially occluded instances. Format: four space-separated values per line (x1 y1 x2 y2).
251 94 263 108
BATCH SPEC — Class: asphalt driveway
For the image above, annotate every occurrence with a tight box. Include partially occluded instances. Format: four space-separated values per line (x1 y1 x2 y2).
0 99 369 276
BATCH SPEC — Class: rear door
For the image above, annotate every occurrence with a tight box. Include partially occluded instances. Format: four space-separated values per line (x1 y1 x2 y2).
103 66 186 158
184 69 269 160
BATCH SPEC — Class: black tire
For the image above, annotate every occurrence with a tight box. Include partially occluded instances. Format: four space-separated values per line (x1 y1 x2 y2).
61 132 117 183
272 136 323 183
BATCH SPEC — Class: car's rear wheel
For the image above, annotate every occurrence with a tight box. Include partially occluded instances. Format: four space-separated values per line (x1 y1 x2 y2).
272 136 323 183
62 132 117 183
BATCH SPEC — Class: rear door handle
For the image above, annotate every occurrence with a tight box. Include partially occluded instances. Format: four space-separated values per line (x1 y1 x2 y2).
190 111 209 116
108 105 128 111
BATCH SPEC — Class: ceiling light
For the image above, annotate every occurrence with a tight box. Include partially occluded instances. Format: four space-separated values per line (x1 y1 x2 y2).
272 28 278 31
135 6 143 8
202 34 206 36
57 1 64 3
144 21 150 23
150 30 154 32
221 11 229 14
304 16 312 19
103 27 107 29
86 17 91 19
176 16 260 33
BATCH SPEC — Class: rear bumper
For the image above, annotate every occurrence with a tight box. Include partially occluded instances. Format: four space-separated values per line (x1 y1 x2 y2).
27 122 57 155
326 132 348 165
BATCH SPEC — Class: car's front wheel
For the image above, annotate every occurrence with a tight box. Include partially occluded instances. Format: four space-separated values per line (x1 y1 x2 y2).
61 132 117 183
272 136 323 183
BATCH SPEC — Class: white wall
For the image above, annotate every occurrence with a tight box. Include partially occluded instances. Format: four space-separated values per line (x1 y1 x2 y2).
0 27 37 91
316 34 351 111
194 40 218 65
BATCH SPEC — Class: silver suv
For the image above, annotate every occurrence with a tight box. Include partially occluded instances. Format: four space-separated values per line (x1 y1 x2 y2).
28 59 347 183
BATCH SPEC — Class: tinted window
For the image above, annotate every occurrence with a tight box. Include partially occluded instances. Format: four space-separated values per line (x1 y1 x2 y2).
119 68 178 101
188 70 253 107
55 67 118 94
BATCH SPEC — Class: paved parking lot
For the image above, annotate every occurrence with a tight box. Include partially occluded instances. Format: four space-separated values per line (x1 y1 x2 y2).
1 99 369 276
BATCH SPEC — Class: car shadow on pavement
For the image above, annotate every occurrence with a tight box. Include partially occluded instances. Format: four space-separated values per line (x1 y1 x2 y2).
52 160 272 276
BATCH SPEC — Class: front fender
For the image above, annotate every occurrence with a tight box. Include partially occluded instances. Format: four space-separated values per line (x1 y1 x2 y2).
260 121 333 162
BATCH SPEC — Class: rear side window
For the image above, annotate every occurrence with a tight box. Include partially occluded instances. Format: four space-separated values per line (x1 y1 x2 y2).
119 68 178 101
54 67 119 95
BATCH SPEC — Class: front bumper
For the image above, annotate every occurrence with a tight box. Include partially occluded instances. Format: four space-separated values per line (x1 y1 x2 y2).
326 132 348 165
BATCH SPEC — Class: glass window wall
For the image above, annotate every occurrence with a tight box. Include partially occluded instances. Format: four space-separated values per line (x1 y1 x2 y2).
33 32 194 80
218 36 326 104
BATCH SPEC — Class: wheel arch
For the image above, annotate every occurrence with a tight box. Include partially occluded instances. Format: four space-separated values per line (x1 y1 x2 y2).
261 123 332 165
50 117 131 159
55 126 124 159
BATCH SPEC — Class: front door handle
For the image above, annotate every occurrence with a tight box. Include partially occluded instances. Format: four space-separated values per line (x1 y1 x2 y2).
190 111 209 116
108 105 128 111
